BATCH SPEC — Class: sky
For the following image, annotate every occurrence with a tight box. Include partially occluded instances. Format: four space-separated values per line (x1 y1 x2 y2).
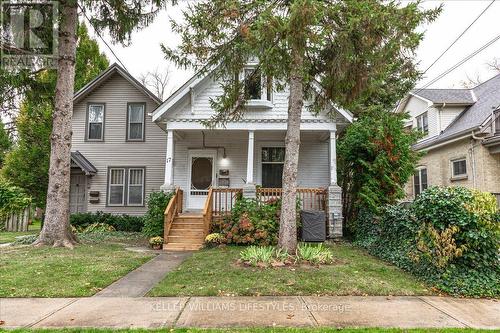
84 0 500 96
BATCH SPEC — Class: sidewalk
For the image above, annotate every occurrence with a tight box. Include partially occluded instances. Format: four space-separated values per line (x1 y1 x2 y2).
1 296 498 329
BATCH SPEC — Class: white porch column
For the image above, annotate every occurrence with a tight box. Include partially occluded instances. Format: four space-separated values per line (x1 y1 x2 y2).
329 130 337 185
243 130 256 198
161 129 175 191
328 129 343 238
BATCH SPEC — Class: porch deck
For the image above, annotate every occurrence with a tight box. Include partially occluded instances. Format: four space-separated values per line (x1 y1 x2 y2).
163 187 328 250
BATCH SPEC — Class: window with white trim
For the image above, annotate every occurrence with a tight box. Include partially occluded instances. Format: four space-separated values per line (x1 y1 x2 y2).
127 103 145 141
87 104 104 140
413 168 428 197
416 112 428 135
128 168 145 206
261 147 285 188
451 158 467 178
242 68 272 101
108 167 145 206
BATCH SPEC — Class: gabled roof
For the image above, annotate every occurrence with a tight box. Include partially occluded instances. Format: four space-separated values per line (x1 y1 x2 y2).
71 151 97 176
73 63 162 105
411 89 475 105
411 73 500 150
151 69 354 124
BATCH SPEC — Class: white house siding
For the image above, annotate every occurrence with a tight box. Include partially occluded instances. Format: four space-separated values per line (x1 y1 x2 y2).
71 73 166 215
439 106 465 131
172 130 330 208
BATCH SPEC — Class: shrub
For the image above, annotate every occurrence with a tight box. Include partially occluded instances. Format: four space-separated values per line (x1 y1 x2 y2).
354 186 500 297
297 243 334 265
240 246 276 266
205 233 224 248
70 212 144 232
0 180 31 220
82 223 116 234
149 236 163 246
220 197 280 246
142 191 174 237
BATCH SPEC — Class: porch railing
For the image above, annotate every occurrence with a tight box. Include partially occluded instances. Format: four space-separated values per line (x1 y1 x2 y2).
163 187 183 243
257 187 328 211
212 188 243 218
203 188 214 235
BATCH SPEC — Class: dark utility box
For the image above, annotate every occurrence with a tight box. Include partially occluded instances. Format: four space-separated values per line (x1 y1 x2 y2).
300 210 326 242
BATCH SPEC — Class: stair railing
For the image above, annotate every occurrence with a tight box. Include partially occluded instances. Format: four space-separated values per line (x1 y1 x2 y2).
202 187 214 237
163 187 183 245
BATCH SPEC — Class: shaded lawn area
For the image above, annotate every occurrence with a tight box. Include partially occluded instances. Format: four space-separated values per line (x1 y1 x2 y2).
0 219 41 244
149 243 432 297
0 232 153 297
1 328 488 333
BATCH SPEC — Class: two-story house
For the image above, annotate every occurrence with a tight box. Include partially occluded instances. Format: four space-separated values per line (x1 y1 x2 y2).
396 74 500 205
69 63 353 249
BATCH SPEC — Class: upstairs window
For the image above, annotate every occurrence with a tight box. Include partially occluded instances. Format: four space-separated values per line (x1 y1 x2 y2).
242 67 272 102
413 168 428 197
451 158 467 178
261 147 285 188
127 103 145 141
87 103 104 141
416 112 428 135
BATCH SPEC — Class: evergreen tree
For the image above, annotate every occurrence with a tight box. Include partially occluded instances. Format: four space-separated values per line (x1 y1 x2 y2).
162 0 439 252
0 120 11 168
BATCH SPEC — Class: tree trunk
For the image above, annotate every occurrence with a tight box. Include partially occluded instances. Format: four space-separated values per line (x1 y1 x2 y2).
34 0 78 248
278 46 304 254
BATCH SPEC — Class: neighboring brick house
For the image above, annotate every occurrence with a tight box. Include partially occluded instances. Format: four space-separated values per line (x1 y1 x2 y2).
396 74 500 205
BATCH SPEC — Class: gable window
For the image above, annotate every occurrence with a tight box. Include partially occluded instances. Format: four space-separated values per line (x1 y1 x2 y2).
108 167 145 206
413 167 428 197
127 103 145 141
87 103 104 140
416 112 428 135
262 147 285 188
451 158 467 178
245 68 262 100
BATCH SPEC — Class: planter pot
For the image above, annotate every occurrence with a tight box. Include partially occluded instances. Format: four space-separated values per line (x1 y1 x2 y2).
152 244 162 250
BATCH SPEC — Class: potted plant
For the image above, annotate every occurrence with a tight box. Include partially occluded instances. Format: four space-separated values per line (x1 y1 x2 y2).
149 236 163 250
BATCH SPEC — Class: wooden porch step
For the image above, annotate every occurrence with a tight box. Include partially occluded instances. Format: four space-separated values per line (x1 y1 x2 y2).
164 242 203 251
166 235 204 243
170 222 205 229
174 217 204 223
169 228 205 237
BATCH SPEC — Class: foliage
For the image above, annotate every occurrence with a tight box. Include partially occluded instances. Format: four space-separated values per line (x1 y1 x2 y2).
149 236 163 246
142 191 174 237
1 24 109 208
82 223 116 234
354 187 499 297
220 197 281 246
205 233 225 248
338 109 422 234
70 212 144 232
297 243 334 265
0 120 11 167
239 246 277 266
0 180 32 220
12 234 38 245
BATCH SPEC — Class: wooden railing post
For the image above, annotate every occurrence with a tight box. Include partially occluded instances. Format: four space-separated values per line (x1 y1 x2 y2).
164 187 183 247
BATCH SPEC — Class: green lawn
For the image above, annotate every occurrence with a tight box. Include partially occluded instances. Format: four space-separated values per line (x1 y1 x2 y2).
0 232 153 297
0 328 488 333
149 243 432 296
0 219 41 244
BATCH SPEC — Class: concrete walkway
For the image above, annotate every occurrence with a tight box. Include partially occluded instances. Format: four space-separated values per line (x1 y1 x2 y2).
1 296 498 329
94 251 192 297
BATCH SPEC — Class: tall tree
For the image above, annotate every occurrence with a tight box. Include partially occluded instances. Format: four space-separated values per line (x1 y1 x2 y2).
0 119 11 168
1 24 109 208
140 66 171 100
163 0 439 252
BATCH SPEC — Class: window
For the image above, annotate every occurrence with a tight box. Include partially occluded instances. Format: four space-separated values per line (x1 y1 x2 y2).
128 168 144 206
245 68 261 100
108 167 145 206
413 168 428 197
108 168 125 205
261 147 285 188
494 110 500 134
87 104 104 140
127 103 145 141
452 158 467 178
416 112 428 135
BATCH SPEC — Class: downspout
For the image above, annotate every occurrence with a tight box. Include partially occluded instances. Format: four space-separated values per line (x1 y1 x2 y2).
469 130 484 189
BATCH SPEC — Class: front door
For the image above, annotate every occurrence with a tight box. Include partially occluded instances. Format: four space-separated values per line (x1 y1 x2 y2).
188 150 216 210
70 174 87 214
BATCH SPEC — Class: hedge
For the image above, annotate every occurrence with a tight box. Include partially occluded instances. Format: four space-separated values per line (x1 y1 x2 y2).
70 211 144 232
354 186 499 297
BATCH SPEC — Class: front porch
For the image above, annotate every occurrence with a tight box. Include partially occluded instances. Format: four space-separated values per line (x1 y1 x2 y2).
160 128 343 250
